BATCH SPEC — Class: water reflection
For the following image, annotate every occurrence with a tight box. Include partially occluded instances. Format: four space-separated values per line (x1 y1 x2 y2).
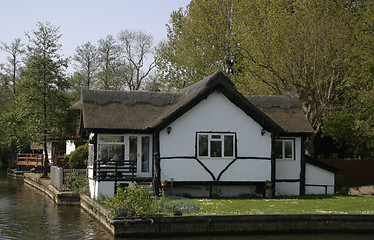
0 171 113 240
1 171 373 240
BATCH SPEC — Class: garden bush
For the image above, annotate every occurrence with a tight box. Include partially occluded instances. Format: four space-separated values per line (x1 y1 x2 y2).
69 143 88 169
104 184 159 217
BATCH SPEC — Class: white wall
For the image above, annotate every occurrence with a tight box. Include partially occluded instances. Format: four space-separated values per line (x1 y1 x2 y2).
305 163 335 195
275 137 302 179
89 178 136 199
275 182 300 196
66 140 76 155
160 91 272 183
169 185 258 198
275 137 301 196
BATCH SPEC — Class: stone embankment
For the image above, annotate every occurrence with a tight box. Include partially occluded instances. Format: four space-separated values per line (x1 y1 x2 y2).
9 169 374 237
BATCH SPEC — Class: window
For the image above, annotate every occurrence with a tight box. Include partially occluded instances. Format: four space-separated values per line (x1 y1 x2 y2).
98 135 125 163
275 139 294 160
197 133 235 158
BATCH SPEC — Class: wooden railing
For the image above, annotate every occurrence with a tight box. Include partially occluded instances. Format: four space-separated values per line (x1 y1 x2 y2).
16 153 62 168
96 160 137 181
17 153 44 167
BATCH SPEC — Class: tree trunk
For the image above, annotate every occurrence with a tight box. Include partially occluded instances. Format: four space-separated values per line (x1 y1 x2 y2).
43 134 49 177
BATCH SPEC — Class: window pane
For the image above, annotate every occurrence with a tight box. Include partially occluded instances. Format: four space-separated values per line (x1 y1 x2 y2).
284 141 293 159
224 135 234 157
275 141 283 159
129 136 137 162
211 140 222 157
98 144 124 163
199 135 208 157
100 135 124 143
141 136 150 172
212 135 221 139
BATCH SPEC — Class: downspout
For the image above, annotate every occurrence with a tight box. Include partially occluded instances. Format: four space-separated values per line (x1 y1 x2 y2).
153 131 161 197
300 135 306 195
271 133 276 197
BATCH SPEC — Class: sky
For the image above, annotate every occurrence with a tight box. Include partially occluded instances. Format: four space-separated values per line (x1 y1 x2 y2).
0 0 190 67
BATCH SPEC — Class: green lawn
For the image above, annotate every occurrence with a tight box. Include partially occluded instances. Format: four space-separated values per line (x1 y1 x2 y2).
158 195 374 216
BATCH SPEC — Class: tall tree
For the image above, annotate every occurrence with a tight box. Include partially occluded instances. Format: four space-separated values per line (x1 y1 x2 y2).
72 41 99 90
0 38 25 167
19 22 71 176
0 38 24 95
156 0 373 157
97 35 123 90
118 30 155 90
156 1 236 90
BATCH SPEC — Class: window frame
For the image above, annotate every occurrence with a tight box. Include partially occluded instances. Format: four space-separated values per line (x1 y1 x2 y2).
274 138 295 160
196 132 236 159
97 134 126 164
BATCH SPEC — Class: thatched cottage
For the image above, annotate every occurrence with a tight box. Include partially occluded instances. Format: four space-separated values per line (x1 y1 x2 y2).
77 70 337 199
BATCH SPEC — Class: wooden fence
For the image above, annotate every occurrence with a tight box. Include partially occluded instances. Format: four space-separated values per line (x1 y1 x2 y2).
16 153 44 170
320 158 374 187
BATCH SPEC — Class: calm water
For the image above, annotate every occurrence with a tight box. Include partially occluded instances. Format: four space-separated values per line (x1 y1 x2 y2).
0 171 373 240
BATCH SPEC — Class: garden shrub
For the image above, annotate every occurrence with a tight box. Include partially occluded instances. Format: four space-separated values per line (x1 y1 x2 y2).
104 184 159 217
64 172 89 195
72 174 89 195
69 143 88 169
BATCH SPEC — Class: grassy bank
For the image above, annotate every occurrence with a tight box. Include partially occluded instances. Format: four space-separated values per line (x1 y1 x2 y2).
159 195 374 216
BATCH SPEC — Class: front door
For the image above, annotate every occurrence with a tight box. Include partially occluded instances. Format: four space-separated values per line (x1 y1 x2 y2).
127 135 152 177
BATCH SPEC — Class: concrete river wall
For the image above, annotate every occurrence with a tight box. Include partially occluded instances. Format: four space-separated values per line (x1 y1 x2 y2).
16 170 374 237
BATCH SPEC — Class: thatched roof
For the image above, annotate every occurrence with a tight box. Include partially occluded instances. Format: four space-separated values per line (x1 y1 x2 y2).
79 70 314 134
246 95 314 134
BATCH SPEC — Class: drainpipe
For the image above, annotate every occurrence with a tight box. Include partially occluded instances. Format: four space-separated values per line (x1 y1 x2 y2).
300 135 306 196
271 133 276 197
153 131 161 197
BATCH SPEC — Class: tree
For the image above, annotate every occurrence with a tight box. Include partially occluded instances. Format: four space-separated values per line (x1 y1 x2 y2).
157 0 373 157
96 35 123 90
0 38 25 167
18 22 71 176
117 30 155 90
155 1 236 90
0 38 25 95
72 41 99 90
322 1 374 158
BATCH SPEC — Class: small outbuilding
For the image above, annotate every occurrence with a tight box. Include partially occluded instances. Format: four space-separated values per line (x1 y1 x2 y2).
77 70 337 198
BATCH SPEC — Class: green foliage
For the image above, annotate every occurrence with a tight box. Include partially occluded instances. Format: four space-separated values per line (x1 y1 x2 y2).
16 22 72 176
157 0 374 157
69 143 88 169
64 172 89 195
72 174 89 195
104 184 159 217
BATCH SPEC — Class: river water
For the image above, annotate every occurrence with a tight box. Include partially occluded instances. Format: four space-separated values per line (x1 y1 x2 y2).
0 171 373 240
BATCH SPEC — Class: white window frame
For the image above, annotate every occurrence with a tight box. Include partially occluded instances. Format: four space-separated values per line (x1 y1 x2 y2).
197 132 236 159
96 134 152 177
275 138 295 160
